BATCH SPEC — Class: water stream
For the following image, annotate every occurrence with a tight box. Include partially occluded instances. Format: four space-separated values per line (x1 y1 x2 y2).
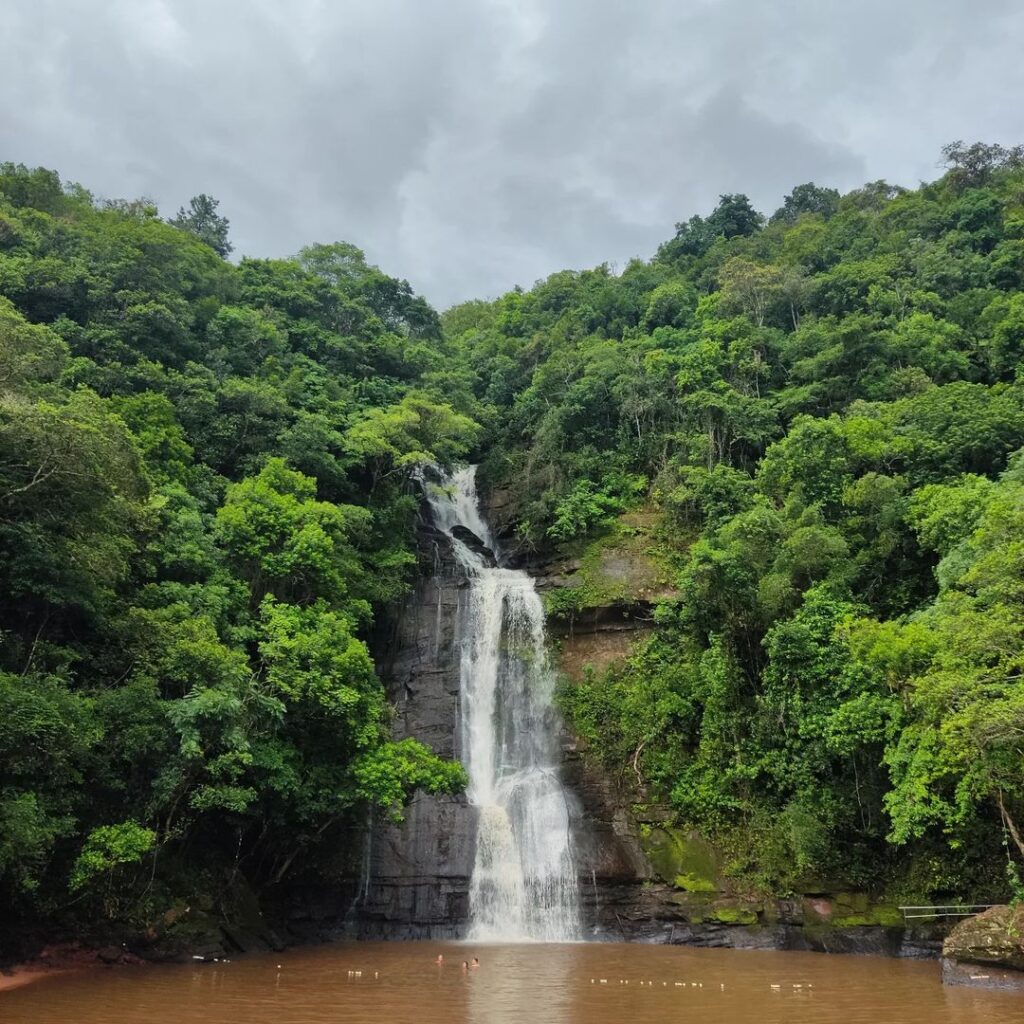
422 466 580 941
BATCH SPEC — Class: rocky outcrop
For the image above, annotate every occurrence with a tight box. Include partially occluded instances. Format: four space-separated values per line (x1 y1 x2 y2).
521 510 678 685
942 905 1024 989
449 525 497 566
572 818 946 956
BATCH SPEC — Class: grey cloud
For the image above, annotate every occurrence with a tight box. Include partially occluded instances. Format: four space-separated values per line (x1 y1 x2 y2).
2 0 1024 307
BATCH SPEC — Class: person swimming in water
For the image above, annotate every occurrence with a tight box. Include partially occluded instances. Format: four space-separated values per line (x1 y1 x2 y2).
435 955 444 965
461 961 469 972
471 958 480 969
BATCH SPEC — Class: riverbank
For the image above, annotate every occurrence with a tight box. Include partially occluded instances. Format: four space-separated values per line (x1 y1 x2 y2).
0 968 57 994
0 942 142 994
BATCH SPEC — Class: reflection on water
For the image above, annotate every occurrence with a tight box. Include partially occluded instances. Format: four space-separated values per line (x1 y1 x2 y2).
467 943 576 1024
2 941 1021 1024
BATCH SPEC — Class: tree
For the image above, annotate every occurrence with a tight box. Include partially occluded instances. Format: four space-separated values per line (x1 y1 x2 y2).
717 258 784 327
69 822 156 891
170 193 233 256
771 182 840 224
707 193 765 240
0 389 147 623
0 163 470 930
343 393 478 488
874 472 1024 864
216 458 371 607
941 140 1024 189
0 297 68 387
659 194 764 261
0 672 98 898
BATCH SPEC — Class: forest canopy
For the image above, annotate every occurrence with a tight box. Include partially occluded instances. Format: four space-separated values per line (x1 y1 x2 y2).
3 139 1024 929
0 163 471 926
444 140 1024 898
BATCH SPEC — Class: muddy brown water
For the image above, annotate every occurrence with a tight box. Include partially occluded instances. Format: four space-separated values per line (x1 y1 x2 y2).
2 941 1021 1023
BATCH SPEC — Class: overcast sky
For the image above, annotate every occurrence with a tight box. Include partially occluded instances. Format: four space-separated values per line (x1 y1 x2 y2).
3 1 1024 308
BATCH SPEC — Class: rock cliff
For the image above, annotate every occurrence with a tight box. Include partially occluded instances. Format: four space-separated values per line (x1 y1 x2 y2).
356 513 650 938
356 525 476 937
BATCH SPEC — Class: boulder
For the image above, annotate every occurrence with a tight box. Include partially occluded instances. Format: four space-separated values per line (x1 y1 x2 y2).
943 904 1024 973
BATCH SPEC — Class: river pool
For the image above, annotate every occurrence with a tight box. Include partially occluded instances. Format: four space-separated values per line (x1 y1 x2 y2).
2 940 1021 1023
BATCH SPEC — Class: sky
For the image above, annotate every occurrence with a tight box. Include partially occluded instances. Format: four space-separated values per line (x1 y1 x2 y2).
3 0 1024 309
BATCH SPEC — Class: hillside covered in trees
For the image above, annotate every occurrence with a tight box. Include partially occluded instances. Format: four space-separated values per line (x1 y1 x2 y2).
0 165 474 939
3 141 1024 940
447 141 1024 899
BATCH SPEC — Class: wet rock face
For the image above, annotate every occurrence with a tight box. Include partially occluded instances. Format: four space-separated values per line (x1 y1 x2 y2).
449 525 497 567
356 506 651 939
562 739 652 910
357 531 478 938
377 570 464 761
356 792 476 939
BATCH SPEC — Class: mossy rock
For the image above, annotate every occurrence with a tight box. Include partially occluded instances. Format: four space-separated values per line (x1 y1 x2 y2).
800 893 904 928
874 904 905 928
833 891 871 916
710 903 760 926
674 871 717 893
666 890 715 923
801 896 835 923
944 905 1024 971
144 904 229 960
543 516 680 616
641 826 722 892
832 904 904 928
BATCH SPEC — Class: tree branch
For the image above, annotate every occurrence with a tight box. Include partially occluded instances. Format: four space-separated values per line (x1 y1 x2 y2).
998 790 1024 859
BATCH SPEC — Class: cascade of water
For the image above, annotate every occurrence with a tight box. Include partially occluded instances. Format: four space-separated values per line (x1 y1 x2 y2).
421 466 580 941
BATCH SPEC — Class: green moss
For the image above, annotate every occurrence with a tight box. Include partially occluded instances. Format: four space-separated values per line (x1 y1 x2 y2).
832 905 904 928
667 890 711 912
834 891 870 915
542 514 680 617
641 826 722 892
675 872 717 892
711 906 759 925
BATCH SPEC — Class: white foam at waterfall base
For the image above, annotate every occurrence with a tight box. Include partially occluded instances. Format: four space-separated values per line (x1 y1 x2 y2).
422 466 581 942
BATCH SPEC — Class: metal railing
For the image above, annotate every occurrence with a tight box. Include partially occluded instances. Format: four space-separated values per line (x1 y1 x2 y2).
898 904 999 920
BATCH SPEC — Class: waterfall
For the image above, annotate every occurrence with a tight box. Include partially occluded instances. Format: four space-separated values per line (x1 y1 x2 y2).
422 466 581 941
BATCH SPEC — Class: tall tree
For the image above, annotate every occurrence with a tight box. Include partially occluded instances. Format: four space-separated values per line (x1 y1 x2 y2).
170 193 233 256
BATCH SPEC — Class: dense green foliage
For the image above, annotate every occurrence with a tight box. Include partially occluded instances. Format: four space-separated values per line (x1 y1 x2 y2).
5 140 1024 928
0 164 472 928
445 141 1024 898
